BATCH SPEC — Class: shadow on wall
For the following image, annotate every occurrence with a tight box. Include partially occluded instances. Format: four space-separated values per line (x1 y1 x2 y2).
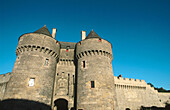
0 99 51 110
140 103 170 110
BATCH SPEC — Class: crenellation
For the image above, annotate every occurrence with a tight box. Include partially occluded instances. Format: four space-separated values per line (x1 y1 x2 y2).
141 80 146 83
0 73 12 83
130 78 135 81
125 78 129 81
58 59 74 65
0 74 5 77
1 26 169 110
136 79 140 82
114 76 148 87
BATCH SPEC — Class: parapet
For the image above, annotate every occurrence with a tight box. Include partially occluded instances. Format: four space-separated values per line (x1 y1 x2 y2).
0 72 12 83
114 76 147 86
76 38 113 59
16 33 60 59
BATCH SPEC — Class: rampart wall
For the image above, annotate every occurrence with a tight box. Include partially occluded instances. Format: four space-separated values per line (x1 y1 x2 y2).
158 93 170 106
114 76 170 110
0 73 12 100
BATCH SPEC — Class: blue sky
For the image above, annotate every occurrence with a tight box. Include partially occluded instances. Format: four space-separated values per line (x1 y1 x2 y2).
0 0 170 89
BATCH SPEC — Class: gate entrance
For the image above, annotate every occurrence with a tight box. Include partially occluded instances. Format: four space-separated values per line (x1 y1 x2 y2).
54 98 68 110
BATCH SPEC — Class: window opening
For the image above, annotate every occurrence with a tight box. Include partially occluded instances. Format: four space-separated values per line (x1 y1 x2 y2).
91 81 95 88
82 61 85 68
29 78 35 86
45 59 49 66
99 38 101 42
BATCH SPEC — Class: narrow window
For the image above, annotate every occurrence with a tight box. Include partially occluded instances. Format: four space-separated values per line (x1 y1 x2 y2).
29 78 35 86
91 81 95 88
99 38 101 42
45 59 49 66
82 61 85 68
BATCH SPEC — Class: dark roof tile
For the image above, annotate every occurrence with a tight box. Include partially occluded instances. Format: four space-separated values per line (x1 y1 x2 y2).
86 30 102 39
34 25 52 37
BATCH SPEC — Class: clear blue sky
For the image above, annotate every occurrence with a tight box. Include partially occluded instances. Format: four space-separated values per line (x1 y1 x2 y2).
0 0 170 90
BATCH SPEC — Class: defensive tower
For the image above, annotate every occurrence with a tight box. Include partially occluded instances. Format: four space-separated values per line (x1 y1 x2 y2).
3 26 60 108
76 30 117 110
0 26 170 110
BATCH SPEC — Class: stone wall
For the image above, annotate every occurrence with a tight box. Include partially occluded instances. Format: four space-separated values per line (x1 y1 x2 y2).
158 93 170 106
0 73 11 100
76 38 117 110
3 33 60 107
52 42 76 110
114 76 170 110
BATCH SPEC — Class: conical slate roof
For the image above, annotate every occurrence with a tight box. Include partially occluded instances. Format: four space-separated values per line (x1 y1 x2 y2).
34 25 52 37
86 30 102 39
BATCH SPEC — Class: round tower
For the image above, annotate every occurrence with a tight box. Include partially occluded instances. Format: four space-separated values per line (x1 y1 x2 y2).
3 26 60 108
76 30 117 110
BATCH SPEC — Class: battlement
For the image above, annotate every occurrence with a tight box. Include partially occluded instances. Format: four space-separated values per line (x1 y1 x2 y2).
0 72 12 83
114 76 146 83
76 49 113 59
58 59 74 65
114 76 159 93
16 45 59 59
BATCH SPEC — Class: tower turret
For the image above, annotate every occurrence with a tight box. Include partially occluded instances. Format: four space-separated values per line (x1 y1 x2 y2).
3 26 60 109
76 30 117 110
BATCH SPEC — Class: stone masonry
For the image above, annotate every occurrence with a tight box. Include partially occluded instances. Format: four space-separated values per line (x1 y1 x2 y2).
0 26 169 110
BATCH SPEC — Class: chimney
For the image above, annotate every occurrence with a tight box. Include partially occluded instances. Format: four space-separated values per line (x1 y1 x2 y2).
52 28 57 39
81 31 86 40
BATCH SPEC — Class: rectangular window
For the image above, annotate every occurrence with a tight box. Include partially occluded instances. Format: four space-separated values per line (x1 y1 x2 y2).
91 81 95 88
82 61 85 68
29 78 35 86
45 59 49 66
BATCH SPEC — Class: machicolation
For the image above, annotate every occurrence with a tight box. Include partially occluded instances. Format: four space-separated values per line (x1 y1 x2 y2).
0 26 169 110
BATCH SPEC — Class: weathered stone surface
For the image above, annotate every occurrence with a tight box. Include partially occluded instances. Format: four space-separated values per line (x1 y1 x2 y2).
0 27 169 110
76 38 117 110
